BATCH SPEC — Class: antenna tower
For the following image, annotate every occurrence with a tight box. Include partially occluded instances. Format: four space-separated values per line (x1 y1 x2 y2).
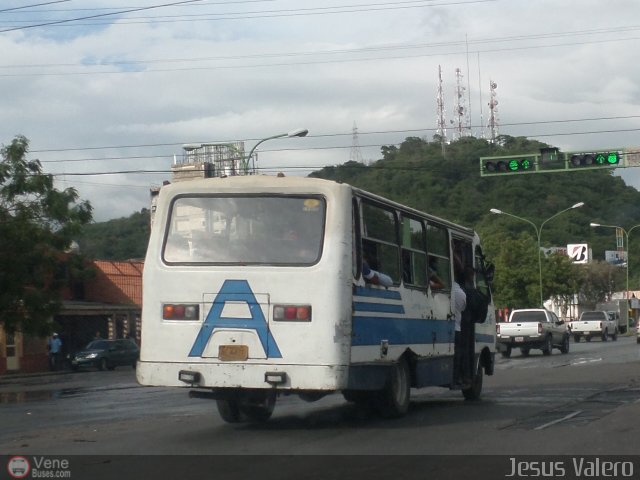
487 79 500 143
452 67 471 140
436 65 447 152
350 121 364 163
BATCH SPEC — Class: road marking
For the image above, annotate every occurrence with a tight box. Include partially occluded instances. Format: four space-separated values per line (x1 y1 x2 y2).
533 410 583 430
570 357 602 365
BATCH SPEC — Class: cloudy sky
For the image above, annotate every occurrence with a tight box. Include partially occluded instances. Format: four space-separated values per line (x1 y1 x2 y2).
1 0 639 221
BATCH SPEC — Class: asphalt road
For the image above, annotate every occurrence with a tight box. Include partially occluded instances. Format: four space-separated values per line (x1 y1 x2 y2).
1 336 639 459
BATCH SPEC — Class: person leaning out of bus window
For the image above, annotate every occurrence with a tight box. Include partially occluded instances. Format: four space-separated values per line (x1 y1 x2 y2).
362 257 393 287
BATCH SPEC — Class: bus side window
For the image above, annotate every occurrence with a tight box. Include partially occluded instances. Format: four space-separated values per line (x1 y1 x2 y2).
426 223 451 291
361 201 400 284
400 215 427 288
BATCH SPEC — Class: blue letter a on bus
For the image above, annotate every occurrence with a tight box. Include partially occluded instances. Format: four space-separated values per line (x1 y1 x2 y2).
188 280 282 358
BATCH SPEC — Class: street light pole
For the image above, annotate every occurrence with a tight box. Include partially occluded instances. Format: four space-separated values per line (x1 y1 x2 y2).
242 128 309 175
590 223 640 301
491 202 584 307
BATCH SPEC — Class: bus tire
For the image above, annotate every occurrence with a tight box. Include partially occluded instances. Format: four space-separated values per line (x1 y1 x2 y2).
216 398 242 423
462 361 483 401
376 358 410 418
239 390 276 423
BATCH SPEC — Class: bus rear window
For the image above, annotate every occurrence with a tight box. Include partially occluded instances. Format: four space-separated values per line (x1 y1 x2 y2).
162 195 325 265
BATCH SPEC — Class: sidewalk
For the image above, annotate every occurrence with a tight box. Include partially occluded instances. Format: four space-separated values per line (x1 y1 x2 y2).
0 368 70 385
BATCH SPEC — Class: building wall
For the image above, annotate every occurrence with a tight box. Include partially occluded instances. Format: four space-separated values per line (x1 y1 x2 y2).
0 259 144 375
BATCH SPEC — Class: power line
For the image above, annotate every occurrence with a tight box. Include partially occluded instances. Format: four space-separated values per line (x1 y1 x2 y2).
2 34 637 77
0 0 493 30
0 0 207 33
5 24 638 72
0 1 70 13
31 115 640 157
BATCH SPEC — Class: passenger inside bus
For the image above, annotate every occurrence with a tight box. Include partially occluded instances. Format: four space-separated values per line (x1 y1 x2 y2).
362 257 393 287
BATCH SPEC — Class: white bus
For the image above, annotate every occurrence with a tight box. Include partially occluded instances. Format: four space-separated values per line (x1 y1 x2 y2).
137 175 496 422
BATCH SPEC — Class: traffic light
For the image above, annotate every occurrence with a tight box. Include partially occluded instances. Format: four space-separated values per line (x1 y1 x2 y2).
568 151 620 168
481 155 537 175
480 149 625 176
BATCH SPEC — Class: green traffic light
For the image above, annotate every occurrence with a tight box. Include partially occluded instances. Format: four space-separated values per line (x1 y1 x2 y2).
607 152 619 164
594 153 606 164
508 159 519 171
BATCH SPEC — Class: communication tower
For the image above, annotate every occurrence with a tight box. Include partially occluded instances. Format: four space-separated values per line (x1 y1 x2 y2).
451 68 471 140
487 80 500 143
436 65 448 152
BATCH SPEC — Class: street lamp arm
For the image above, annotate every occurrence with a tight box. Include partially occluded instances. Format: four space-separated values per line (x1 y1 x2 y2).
490 202 583 308
242 128 309 175
540 202 584 232
491 209 539 237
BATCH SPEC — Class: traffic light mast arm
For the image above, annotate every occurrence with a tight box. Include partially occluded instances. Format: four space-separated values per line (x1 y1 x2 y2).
480 148 628 177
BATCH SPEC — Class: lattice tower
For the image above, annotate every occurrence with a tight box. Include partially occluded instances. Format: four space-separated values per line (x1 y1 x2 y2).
350 121 364 163
487 79 500 143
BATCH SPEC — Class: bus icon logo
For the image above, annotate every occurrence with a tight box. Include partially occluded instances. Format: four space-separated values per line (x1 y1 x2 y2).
7 456 30 479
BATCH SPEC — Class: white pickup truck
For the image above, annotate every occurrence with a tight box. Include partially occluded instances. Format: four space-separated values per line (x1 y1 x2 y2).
569 310 618 342
496 308 570 358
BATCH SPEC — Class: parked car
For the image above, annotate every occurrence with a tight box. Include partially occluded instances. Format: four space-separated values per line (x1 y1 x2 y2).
70 339 139 371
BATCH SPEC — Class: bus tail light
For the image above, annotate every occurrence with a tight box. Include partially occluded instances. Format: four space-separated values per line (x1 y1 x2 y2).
163 304 199 320
273 305 312 322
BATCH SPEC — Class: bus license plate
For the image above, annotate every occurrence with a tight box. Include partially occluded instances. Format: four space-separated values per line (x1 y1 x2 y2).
515 336 524 343
219 345 248 361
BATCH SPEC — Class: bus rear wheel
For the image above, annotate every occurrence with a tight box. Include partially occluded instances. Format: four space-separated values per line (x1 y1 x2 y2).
239 390 276 423
376 358 410 418
216 398 242 423
216 390 276 423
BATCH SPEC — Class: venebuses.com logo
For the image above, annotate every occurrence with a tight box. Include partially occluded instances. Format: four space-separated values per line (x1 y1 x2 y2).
6 456 71 479
7 456 30 479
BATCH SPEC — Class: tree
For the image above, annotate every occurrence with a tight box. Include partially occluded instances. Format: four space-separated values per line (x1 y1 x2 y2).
0 135 92 336
578 261 625 308
544 253 581 318
483 231 539 308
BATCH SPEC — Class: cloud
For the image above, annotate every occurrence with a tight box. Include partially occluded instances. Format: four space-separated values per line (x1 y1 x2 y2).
1 0 639 221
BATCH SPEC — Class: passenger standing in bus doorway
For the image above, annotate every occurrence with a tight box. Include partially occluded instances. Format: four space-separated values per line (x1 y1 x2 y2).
452 263 467 387
459 266 479 387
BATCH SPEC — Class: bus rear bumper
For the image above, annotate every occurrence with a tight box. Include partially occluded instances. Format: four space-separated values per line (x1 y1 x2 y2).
136 360 348 391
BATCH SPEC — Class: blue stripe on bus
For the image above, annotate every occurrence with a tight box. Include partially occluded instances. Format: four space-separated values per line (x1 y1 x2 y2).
475 333 495 344
351 316 453 346
353 302 405 314
353 286 402 300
